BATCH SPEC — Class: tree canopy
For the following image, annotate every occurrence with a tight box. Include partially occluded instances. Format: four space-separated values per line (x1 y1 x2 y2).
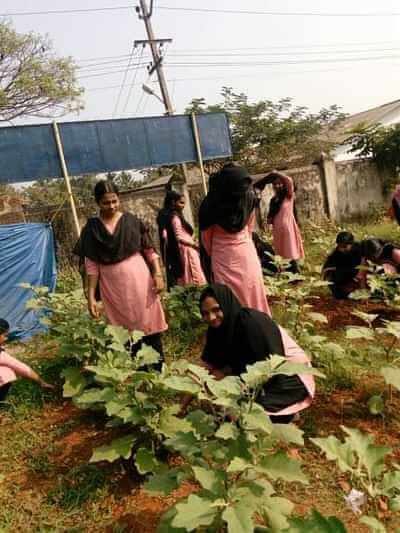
0 20 83 122
185 87 345 172
349 123 400 185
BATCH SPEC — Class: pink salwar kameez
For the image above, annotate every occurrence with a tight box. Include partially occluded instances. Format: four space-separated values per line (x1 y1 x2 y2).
201 214 271 316
271 175 305 261
269 327 315 416
0 350 33 387
171 215 206 286
85 217 167 336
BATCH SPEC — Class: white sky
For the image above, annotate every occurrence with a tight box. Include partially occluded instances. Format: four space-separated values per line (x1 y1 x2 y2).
1 0 400 123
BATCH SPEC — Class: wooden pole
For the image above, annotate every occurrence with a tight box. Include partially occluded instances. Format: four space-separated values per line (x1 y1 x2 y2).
191 113 208 195
52 121 81 237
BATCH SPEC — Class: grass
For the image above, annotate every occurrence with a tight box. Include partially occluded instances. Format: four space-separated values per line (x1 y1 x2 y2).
0 215 399 531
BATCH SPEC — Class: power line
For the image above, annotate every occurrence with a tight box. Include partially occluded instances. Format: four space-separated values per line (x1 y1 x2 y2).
84 63 399 92
157 5 400 17
2 5 400 17
112 46 137 118
165 54 400 68
75 41 400 64
0 6 133 16
77 65 147 80
121 47 146 115
77 52 400 80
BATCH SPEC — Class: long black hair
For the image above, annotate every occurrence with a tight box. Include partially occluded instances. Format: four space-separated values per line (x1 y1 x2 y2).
94 180 119 203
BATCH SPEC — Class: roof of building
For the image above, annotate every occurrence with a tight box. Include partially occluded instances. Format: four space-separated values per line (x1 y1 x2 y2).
333 99 400 142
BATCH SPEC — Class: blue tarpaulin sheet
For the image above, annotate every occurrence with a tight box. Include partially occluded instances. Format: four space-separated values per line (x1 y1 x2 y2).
0 223 57 340
0 112 232 183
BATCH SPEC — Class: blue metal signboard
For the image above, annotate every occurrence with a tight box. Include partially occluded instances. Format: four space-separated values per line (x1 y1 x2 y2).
0 112 232 183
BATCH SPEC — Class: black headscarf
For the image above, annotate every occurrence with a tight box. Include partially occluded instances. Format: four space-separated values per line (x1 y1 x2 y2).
200 284 308 413
200 284 284 374
198 164 257 233
157 191 194 285
73 212 153 265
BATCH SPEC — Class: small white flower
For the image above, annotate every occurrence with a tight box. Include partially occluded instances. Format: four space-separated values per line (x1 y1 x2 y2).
344 489 367 514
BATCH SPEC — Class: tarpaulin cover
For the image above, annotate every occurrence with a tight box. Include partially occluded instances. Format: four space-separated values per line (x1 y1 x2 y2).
0 112 232 183
0 223 57 340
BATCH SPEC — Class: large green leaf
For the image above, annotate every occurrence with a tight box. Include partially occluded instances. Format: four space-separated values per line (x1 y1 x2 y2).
381 366 400 391
61 367 87 398
227 457 251 473
144 470 181 495
258 451 308 484
105 397 131 417
135 344 161 368
215 423 240 441
165 432 201 457
360 516 386 533
172 494 218 531
158 406 194 438
105 324 132 349
163 376 201 394
287 509 347 532
186 410 216 437
192 466 225 494
77 386 114 403
242 403 273 434
311 436 354 473
157 508 186 533
346 326 375 340
90 434 135 463
342 426 391 479
135 448 162 475
261 496 294 531
271 423 304 445
380 470 400 496
222 501 254 533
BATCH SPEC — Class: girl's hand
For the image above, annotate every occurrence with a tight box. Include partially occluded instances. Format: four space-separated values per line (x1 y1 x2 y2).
88 298 100 319
153 274 165 293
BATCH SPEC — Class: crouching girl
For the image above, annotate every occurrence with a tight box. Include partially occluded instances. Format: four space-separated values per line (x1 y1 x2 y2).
199 284 315 423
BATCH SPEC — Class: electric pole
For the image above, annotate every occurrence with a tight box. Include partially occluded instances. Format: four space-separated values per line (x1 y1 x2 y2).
138 0 174 114
136 0 194 225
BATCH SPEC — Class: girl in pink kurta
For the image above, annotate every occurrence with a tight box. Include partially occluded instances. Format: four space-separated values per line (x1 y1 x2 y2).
0 318 53 401
199 164 271 316
157 191 206 288
266 171 304 273
199 285 315 423
75 181 167 362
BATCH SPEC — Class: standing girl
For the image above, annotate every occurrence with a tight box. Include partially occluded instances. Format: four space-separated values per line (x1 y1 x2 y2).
157 190 206 289
74 181 167 359
199 163 271 316
266 171 304 273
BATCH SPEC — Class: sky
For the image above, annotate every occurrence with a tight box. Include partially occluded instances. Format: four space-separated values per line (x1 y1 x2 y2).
1 0 400 124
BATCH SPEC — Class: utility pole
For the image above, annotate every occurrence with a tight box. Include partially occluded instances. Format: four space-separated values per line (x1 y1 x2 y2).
136 0 195 226
138 0 174 115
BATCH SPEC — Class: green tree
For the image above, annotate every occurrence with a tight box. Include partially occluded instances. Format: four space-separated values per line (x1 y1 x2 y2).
348 124 400 188
186 87 345 172
0 20 83 122
23 175 96 210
